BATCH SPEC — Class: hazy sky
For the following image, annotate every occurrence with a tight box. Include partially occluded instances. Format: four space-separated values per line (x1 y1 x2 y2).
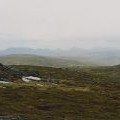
0 0 120 49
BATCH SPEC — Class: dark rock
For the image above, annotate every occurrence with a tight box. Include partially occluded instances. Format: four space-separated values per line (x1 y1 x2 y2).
0 63 40 82
0 63 22 82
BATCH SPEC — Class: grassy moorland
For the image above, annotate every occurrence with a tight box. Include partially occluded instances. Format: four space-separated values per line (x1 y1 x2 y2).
0 65 119 120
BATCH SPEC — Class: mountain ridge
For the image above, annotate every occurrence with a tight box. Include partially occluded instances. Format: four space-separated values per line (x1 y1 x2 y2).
0 47 120 65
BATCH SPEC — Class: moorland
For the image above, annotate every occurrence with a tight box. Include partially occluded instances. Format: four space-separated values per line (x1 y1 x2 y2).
0 64 119 120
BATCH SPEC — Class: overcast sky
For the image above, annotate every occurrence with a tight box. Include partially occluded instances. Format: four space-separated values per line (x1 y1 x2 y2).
0 0 120 50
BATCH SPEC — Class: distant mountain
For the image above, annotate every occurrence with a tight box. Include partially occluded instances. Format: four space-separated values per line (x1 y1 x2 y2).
0 47 120 65
0 54 85 67
0 48 54 56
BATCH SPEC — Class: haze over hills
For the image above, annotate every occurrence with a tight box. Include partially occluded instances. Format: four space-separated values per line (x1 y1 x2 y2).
0 54 85 68
0 47 120 66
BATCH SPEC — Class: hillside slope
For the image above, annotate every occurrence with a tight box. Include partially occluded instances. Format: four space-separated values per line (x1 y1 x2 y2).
0 54 84 68
1 47 120 65
0 65 119 120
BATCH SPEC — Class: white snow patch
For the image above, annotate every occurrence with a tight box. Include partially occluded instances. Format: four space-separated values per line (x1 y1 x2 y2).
0 81 10 84
22 76 41 82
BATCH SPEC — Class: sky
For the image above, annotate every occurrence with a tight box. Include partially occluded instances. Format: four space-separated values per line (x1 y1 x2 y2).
0 0 120 50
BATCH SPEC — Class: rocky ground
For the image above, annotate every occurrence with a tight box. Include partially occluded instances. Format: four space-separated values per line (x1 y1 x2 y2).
0 64 119 120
